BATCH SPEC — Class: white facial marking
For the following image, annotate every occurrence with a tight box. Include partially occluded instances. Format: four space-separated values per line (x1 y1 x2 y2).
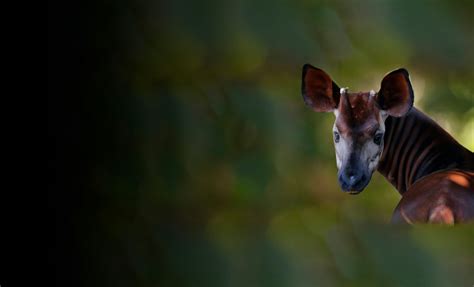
333 122 350 170
332 99 388 176
365 111 386 173
380 110 389 121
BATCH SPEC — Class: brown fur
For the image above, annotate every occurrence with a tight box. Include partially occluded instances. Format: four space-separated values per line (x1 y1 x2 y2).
301 65 474 224
336 93 380 137
391 170 474 224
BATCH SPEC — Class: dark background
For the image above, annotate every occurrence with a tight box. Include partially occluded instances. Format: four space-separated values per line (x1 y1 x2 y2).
49 0 474 286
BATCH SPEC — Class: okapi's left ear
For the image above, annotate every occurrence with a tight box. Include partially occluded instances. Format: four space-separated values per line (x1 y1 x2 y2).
301 64 340 112
377 68 414 117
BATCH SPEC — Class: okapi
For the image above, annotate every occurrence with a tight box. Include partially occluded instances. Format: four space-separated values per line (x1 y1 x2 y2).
301 64 474 224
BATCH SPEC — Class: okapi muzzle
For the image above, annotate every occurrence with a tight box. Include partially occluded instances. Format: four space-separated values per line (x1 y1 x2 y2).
333 88 385 194
301 64 474 224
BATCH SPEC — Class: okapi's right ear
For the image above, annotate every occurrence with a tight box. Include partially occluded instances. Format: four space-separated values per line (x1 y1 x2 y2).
301 64 340 112
377 68 414 117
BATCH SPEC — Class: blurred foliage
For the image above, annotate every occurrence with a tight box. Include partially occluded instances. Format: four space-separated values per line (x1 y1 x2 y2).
70 0 474 286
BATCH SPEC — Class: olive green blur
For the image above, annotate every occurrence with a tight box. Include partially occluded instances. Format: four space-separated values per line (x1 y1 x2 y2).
69 0 474 286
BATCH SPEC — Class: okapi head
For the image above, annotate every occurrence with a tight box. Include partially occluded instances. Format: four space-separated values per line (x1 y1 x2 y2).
301 64 414 194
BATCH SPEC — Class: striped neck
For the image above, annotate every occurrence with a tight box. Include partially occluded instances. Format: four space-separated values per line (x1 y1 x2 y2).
377 107 473 194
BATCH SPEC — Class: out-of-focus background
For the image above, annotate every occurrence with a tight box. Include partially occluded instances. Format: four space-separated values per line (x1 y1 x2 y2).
49 0 474 286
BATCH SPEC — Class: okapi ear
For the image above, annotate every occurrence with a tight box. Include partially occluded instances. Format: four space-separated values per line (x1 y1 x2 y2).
301 64 340 112
377 68 414 117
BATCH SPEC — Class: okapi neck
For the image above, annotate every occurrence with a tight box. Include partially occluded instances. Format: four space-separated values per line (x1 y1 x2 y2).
377 107 473 194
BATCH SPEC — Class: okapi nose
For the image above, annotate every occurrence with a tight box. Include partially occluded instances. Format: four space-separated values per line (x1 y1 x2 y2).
349 175 358 185
339 169 365 192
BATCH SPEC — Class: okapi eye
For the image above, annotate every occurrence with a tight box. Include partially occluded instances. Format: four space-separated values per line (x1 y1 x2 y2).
374 133 383 145
334 131 340 143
